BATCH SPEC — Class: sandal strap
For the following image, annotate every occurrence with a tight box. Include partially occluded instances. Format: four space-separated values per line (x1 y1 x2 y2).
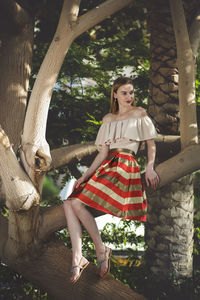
97 247 111 267
70 257 84 272
97 259 106 267
70 265 83 271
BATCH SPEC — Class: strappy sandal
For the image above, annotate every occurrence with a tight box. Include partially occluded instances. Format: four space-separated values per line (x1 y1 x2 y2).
70 257 89 284
97 246 112 279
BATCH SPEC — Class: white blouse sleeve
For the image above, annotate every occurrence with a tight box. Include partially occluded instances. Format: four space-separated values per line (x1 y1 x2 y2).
95 116 158 146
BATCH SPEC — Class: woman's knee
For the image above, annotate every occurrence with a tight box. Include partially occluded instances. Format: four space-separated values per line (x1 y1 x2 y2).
63 198 72 209
71 199 83 212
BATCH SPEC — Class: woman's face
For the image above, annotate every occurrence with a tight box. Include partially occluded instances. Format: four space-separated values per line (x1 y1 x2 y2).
114 84 134 109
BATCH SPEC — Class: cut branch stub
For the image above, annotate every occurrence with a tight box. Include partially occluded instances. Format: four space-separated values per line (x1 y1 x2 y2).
0 127 40 211
20 142 51 194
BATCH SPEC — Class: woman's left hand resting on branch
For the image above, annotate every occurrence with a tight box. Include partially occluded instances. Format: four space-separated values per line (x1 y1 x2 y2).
145 139 159 189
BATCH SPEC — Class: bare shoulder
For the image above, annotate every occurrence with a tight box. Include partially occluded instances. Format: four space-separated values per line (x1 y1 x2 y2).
102 113 113 123
132 107 147 118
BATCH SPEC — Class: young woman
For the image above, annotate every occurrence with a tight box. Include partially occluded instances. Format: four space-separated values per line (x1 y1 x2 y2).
63 76 159 284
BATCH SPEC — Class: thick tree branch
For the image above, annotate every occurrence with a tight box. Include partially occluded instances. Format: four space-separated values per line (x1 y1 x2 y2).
0 127 39 211
50 136 181 170
39 205 67 240
68 162 83 179
39 204 103 240
154 143 200 189
50 135 182 170
51 142 97 170
74 0 133 38
169 0 198 149
189 10 200 59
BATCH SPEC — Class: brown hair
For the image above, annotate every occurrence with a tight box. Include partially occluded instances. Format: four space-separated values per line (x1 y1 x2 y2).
110 76 135 114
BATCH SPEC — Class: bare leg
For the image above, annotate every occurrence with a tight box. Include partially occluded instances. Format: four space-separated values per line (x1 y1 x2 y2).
63 200 88 283
70 199 110 277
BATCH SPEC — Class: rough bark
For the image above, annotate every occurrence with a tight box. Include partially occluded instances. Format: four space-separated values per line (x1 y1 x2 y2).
145 0 198 283
147 0 179 135
5 208 41 259
146 174 194 279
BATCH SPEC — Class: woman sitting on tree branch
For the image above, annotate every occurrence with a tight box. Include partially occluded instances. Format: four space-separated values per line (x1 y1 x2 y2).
63 76 159 284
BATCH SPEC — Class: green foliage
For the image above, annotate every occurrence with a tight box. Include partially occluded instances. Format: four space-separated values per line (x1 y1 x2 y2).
100 219 144 249
41 176 60 201
56 218 145 267
0 262 53 300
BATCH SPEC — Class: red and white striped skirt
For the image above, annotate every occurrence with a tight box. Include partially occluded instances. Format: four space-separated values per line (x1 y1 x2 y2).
68 148 147 221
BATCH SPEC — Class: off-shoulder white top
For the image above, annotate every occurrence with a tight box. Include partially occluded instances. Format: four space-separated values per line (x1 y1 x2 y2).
95 115 157 154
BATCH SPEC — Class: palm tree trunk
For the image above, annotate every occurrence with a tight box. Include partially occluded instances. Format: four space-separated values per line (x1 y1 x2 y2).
145 0 194 281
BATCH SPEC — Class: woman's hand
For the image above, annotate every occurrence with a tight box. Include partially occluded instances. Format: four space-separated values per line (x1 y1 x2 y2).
72 145 109 192
145 166 159 189
72 175 87 191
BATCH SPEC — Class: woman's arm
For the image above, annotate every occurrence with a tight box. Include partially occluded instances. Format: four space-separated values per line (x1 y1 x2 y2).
73 145 109 190
145 139 159 189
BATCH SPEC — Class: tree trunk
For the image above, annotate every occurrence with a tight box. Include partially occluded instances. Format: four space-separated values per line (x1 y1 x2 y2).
146 175 194 280
0 4 34 152
145 0 195 283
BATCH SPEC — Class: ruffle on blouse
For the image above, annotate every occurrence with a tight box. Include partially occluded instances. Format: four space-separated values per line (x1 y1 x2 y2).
95 116 157 146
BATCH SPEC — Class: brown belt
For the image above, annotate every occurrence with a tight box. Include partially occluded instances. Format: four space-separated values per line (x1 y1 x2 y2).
109 148 136 156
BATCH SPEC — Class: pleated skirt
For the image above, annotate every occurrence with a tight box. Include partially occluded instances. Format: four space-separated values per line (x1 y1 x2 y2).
68 148 147 221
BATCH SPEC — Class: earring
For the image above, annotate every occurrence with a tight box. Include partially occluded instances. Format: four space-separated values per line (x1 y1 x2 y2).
114 98 117 102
